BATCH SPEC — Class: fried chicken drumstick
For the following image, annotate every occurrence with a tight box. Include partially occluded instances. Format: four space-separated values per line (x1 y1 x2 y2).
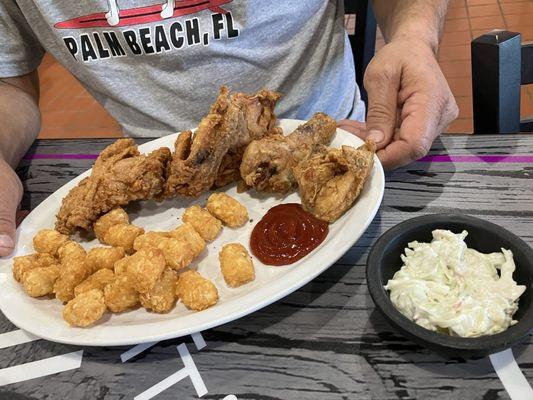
239 112 337 193
293 140 376 223
55 139 171 234
164 86 281 198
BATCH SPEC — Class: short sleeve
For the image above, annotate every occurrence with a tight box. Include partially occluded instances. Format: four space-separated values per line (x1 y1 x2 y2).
0 1 45 77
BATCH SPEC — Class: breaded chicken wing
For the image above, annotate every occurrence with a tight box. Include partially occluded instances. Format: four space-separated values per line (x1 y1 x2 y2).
55 139 171 234
293 141 376 222
240 112 336 193
165 86 281 197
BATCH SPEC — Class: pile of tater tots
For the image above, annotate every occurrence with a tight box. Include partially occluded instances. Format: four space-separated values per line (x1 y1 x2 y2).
13 193 256 327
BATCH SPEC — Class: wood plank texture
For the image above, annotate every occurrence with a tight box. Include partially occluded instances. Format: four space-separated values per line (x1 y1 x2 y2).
1 134 531 399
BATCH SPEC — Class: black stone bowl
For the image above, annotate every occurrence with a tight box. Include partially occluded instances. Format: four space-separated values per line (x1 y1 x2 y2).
366 214 533 359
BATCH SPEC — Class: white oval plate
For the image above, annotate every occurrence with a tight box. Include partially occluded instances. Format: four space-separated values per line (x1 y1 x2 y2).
0 119 384 346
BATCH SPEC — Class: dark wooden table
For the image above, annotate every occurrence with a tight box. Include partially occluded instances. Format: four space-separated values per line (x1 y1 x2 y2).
1 134 532 400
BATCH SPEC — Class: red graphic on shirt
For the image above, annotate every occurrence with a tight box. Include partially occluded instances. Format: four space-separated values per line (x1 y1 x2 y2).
55 0 232 29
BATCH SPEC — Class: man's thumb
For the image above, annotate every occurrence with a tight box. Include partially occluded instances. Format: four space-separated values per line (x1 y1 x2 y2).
364 67 400 149
0 161 22 257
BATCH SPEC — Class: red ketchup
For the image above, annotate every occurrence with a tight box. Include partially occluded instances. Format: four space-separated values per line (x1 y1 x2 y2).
250 203 329 266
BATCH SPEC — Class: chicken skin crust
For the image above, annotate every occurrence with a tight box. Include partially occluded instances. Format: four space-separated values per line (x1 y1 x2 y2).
55 139 171 234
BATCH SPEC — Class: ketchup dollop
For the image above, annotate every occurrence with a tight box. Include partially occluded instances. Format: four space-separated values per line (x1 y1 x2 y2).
250 203 329 266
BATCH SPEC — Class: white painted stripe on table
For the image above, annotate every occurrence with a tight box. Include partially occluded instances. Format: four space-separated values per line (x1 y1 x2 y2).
191 332 206 350
121 341 159 363
134 343 207 399
490 349 533 400
0 329 40 349
0 350 83 386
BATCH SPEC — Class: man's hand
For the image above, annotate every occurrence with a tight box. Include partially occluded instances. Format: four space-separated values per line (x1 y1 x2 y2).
0 159 23 256
339 39 458 170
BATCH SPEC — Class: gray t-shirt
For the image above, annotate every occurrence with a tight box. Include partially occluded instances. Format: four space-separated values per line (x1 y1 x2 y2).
1 0 365 137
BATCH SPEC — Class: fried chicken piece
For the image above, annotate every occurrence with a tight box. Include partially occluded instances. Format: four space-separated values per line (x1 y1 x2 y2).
140 269 178 313
182 205 222 241
219 243 255 287
293 141 376 223
85 247 125 273
13 253 56 282
22 266 60 297
103 273 140 312
240 112 337 193
206 193 248 228
165 86 281 197
176 270 218 311
74 269 115 296
63 289 107 327
55 139 171 234
33 229 69 256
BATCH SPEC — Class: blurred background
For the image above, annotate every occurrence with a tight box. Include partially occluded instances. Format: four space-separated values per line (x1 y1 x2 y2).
38 0 532 139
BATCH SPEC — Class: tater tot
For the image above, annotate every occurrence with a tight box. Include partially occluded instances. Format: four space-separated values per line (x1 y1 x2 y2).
113 257 129 275
168 223 205 256
124 248 166 293
219 243 255 287
22 266 60 297
206 193 248 228
53 259 92 303
74 269 115 296
13 253 56 282
85 247 125 273
63 289 107 327
176 270 218 311
182 205 222 241
57 241 87 264
103 224 144 254
135 226 204 271
140 269 178 313
33 229 69 256
103 273 139 312
93 207 129 242
133 232 169 252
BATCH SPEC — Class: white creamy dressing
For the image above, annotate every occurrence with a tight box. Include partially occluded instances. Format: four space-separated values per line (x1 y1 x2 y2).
384 230 526 338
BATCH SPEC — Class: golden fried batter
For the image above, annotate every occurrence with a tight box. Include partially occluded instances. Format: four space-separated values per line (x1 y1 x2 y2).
55 139 171 234
22 266 60 297
206 193 248 228
182 205 222 241
74 269 115 296
93 207 129 242
240 112 336 193
103 273 140 312
165 86 281 197
33 229 69 256
293 141 376 222
219 243 255 287
176 270 218 311
13 253 56 282
63 289 107 327
85 247 125 272
102 224 144 254
140 269 178 313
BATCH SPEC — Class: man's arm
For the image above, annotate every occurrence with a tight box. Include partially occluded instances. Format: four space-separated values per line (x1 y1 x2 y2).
0 71 40 166
339 0 458 169
372 0 447 55
0 71 40 256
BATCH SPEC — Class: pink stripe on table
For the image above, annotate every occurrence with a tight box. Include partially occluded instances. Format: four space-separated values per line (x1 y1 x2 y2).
418 155 533 163
22 154 533 163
